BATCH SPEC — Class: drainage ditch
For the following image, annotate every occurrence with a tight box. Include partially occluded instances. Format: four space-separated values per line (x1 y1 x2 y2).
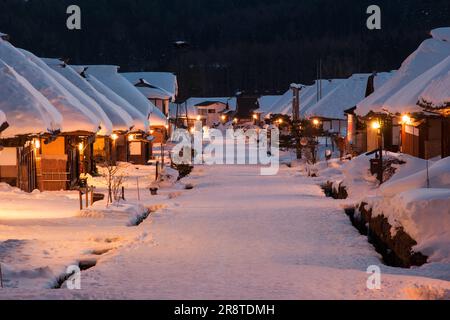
344 205 427 268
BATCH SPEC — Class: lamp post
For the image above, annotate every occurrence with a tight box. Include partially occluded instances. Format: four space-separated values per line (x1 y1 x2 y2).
371 120 383 184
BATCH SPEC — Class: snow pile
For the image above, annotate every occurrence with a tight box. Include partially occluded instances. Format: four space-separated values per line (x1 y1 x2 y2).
0 39 100 133
368 189 450 263
0 59 62 137
380 157 450 197
43 59 134 132
0 183 79 220
357 28 450 116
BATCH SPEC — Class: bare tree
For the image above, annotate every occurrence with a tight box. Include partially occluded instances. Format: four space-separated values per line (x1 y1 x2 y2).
100 161 129 207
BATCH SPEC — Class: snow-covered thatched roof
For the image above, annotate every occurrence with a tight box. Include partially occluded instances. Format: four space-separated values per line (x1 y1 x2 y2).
122 72 178 100
0 32 8 41
0 39 101 133
255 95 282 114
0 110 6 125
185 97 237 111
419 61 450 112
43 59 134 132
83 65 167 128
305 72 394 120
356 27 450 116
71 68 148 132
21 52 113 136
383 55 450 115
0 59 62 138
266 79 346 118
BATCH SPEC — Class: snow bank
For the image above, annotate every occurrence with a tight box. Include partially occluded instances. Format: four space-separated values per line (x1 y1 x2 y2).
357 28 450 116
369 189 450 263
0 39 100 133
0 183 79 220
0 59 62 137
43 59 134 132
380 157 450 197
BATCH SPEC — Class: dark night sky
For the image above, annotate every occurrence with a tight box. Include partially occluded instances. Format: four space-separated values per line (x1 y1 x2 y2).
1 0 450 98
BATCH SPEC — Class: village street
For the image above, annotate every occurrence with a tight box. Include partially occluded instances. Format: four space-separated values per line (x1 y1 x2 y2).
70 164 450 300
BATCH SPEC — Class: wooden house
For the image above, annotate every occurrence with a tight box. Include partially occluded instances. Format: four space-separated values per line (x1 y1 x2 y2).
0 37 109 191
85 65 157 165
122 72 178 117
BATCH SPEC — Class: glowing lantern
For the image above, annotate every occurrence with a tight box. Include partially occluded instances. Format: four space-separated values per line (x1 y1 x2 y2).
401 114 412 125
78 142 84 152
371 121 381 130
33 139 40 149
111 133 119 141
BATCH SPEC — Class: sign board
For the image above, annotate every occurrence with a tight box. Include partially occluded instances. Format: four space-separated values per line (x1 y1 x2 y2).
405 125 419 137
0 147 17 166
129 142 142 156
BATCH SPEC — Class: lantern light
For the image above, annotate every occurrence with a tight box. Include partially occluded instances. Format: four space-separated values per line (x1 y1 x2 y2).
196 115 201 121
233 118 238 123
402 114 412 125
111 133 119 141
278 118 283 125
128 134 135 142
253 114 258 120
221 115 226 121
190 127 195 134
33 139 40 149
313 119 320 126
371 121 381 130
78 142 84 152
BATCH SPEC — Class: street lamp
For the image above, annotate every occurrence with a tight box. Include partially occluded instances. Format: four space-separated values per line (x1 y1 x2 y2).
401 114 412 125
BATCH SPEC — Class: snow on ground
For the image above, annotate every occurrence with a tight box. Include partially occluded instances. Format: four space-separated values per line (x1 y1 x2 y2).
1 158 449 299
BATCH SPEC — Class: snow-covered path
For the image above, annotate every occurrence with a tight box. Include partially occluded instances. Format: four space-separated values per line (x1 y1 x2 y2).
78 165 450 300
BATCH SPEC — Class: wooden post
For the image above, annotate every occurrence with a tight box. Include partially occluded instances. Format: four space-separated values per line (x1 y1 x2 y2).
85 186 89 208
0 262 3 288
79 190 83 210
90 186 94 206
156 161 160 181
122 186 125 201
136 177 140 201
